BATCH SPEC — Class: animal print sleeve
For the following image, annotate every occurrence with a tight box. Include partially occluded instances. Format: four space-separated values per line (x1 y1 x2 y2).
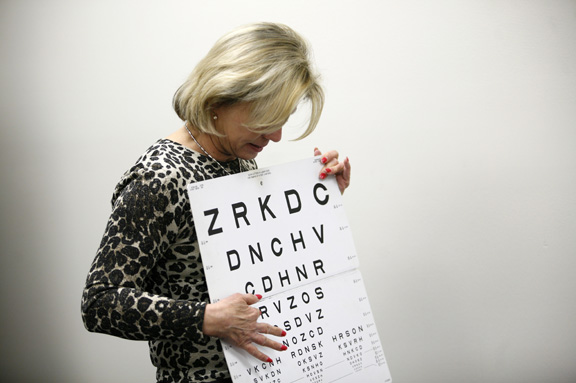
81 169 210 345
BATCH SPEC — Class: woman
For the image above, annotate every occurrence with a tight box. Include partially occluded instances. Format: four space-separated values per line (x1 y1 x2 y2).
81 22 351 383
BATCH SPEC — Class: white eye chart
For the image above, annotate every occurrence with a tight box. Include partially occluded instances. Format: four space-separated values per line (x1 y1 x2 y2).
188 157 392 383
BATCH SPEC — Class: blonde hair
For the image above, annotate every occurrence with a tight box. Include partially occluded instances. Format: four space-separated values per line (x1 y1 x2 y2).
173 22 324 139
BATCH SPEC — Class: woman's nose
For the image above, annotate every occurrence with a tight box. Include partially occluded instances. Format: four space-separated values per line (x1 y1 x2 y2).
264 128 282 142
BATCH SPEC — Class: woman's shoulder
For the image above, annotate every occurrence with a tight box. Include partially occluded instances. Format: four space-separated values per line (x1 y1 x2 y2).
136 138 202 170
111 139 207 204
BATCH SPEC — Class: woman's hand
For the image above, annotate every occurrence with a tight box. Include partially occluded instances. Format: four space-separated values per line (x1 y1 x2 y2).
203 293 287 363
314 148 351 194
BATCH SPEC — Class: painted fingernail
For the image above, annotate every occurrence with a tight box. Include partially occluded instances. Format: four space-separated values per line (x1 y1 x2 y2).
281 345 288 351
319 173 326 180
325 168 332 173
281 330 287 336
256 294 263 299
321 157 327 164
267 358 273 363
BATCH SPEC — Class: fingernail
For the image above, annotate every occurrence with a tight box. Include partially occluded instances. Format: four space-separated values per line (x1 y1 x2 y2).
325 168 332 173
256 294 262 300
319 173 326 180
281 345 288 351
321 157 327 164
281 330 287 336
267 358 273 363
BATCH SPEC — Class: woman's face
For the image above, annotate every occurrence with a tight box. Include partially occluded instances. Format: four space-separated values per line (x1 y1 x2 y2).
210 103 283 161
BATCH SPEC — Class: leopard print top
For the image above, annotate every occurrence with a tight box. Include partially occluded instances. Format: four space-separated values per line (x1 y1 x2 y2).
81 139 257 382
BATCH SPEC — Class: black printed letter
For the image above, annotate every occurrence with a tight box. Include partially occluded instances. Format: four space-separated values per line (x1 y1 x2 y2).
204 208 223 236
284 189 302 214
313 183 329 205
232 202 250 228
258 195 277 221
227 250 240 271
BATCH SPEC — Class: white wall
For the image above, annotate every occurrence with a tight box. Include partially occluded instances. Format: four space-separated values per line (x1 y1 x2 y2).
1 1 575 382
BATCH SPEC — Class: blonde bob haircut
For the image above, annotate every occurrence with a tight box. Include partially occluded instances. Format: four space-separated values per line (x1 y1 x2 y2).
173 22 324 140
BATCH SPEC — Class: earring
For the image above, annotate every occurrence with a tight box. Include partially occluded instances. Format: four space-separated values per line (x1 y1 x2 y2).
213 115 218 120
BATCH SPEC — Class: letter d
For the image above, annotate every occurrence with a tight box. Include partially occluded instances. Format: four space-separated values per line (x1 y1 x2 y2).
284 189 302 214
227 250 240 271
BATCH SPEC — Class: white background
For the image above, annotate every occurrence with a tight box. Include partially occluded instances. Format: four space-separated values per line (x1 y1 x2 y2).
1 1 575 382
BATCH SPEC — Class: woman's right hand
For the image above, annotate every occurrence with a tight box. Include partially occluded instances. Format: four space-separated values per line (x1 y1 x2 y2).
202 293 287 363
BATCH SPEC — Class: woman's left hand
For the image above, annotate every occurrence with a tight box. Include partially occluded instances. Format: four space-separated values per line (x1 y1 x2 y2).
314 148 351 194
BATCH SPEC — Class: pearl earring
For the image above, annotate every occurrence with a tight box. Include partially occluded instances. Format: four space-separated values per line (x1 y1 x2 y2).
213 115 218 120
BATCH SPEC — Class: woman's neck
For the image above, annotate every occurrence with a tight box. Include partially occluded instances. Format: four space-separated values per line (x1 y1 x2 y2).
167 125 235 162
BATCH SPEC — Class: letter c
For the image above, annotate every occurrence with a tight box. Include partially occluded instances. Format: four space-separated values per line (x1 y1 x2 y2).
313 183 329 205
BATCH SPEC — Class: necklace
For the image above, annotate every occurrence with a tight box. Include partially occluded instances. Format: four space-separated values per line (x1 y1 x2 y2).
184 122 242 175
